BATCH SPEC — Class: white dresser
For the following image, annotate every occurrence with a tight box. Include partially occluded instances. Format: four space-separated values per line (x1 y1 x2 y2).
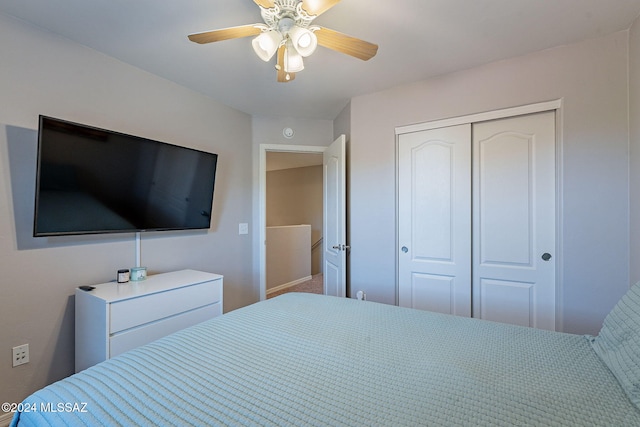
75 269 223 372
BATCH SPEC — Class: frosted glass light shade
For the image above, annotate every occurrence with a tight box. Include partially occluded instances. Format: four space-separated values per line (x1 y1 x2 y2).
284 44 304 73
289 26 317 57
252 30 282 61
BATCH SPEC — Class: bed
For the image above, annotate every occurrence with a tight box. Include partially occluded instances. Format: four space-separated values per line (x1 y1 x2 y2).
10 286 640 426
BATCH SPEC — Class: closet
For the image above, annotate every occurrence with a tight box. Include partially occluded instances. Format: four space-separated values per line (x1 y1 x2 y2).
397 111 556 330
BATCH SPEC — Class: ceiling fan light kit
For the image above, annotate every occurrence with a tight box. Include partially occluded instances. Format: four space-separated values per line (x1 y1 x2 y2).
287 25 317 57
252 29 282 61
188 0 378 82
284 40 305 72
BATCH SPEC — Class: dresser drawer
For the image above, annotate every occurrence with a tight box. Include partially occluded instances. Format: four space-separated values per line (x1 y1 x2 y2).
110 279 221 333
109 302 221 357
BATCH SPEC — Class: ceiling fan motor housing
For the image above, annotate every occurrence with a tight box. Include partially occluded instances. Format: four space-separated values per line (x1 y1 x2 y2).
261 0 316 31
255 0 320 73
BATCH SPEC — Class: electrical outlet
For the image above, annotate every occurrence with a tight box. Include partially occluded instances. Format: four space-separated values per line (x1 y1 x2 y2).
356 290 366 301
12 344 29 367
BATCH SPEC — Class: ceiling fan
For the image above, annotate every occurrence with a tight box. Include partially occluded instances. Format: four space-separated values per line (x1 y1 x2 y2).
188 0 378 82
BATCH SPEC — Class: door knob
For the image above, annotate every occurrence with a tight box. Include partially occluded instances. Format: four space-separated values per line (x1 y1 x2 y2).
401 246 408 253
541 253 552 261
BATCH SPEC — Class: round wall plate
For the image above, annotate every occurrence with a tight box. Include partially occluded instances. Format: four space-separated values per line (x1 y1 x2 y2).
283 127 294 138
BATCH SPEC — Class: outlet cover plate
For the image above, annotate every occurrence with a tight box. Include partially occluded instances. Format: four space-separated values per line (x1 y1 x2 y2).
12 344 29 367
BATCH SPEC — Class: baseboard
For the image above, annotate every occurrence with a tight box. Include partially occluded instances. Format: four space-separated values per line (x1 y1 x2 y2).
267 276 313 296
0 411 14 427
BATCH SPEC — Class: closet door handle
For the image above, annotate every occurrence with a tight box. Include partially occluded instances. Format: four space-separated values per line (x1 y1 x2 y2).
401 246 408 253
541 253 552 261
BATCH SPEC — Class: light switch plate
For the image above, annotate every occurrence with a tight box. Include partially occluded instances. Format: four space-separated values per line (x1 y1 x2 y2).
239 223 249 235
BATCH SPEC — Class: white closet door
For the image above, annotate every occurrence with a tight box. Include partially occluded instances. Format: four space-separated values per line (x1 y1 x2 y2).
398 124 472 316
472 111 556 330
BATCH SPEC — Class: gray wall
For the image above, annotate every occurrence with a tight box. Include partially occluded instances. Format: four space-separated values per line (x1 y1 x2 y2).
334 102 351 142
630 18 640 291
0 13 253 405
348 31 630 335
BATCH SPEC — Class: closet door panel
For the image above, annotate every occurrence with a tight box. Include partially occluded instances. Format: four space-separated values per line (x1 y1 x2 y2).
412 142 453 260
398 124 472 316
472 111 556 330
410 274 456 313
479 278 533 327
478 134 532 265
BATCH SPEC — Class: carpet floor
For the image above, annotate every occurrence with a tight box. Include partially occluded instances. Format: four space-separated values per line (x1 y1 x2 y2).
267 273 323 299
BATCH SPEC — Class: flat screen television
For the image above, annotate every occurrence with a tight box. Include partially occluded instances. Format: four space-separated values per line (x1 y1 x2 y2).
33 115 218 237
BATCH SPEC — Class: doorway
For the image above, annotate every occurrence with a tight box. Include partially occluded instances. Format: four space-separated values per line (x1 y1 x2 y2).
259 144 326 301
265 151 324 298
258 137 347 301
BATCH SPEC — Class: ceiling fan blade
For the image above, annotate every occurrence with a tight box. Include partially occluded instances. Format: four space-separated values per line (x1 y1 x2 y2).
253 0 275 8
276 45 295 83
301 0 340 16
315 27 378 61
188 24 262 44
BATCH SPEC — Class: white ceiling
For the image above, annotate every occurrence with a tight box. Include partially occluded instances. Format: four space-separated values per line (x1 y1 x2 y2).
2 0 640 120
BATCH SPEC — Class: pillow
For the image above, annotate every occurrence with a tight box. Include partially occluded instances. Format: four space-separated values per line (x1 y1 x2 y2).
591 281 640 408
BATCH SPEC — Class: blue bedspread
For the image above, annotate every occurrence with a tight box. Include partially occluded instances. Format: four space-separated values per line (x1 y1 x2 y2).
11 293 640 426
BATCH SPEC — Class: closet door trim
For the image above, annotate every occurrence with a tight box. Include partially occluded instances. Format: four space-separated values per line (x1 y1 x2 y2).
395 99 562 136
395 99 563 331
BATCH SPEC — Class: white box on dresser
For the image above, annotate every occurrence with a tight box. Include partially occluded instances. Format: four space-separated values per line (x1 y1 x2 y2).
75 269 223 372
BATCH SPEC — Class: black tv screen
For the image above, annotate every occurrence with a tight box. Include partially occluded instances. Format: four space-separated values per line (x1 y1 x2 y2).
33 115 218 236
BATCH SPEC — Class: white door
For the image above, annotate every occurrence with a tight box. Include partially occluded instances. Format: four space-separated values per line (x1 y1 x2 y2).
398 124 472 316
323 135 347 297
397 111 556 330
472 111 556 330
